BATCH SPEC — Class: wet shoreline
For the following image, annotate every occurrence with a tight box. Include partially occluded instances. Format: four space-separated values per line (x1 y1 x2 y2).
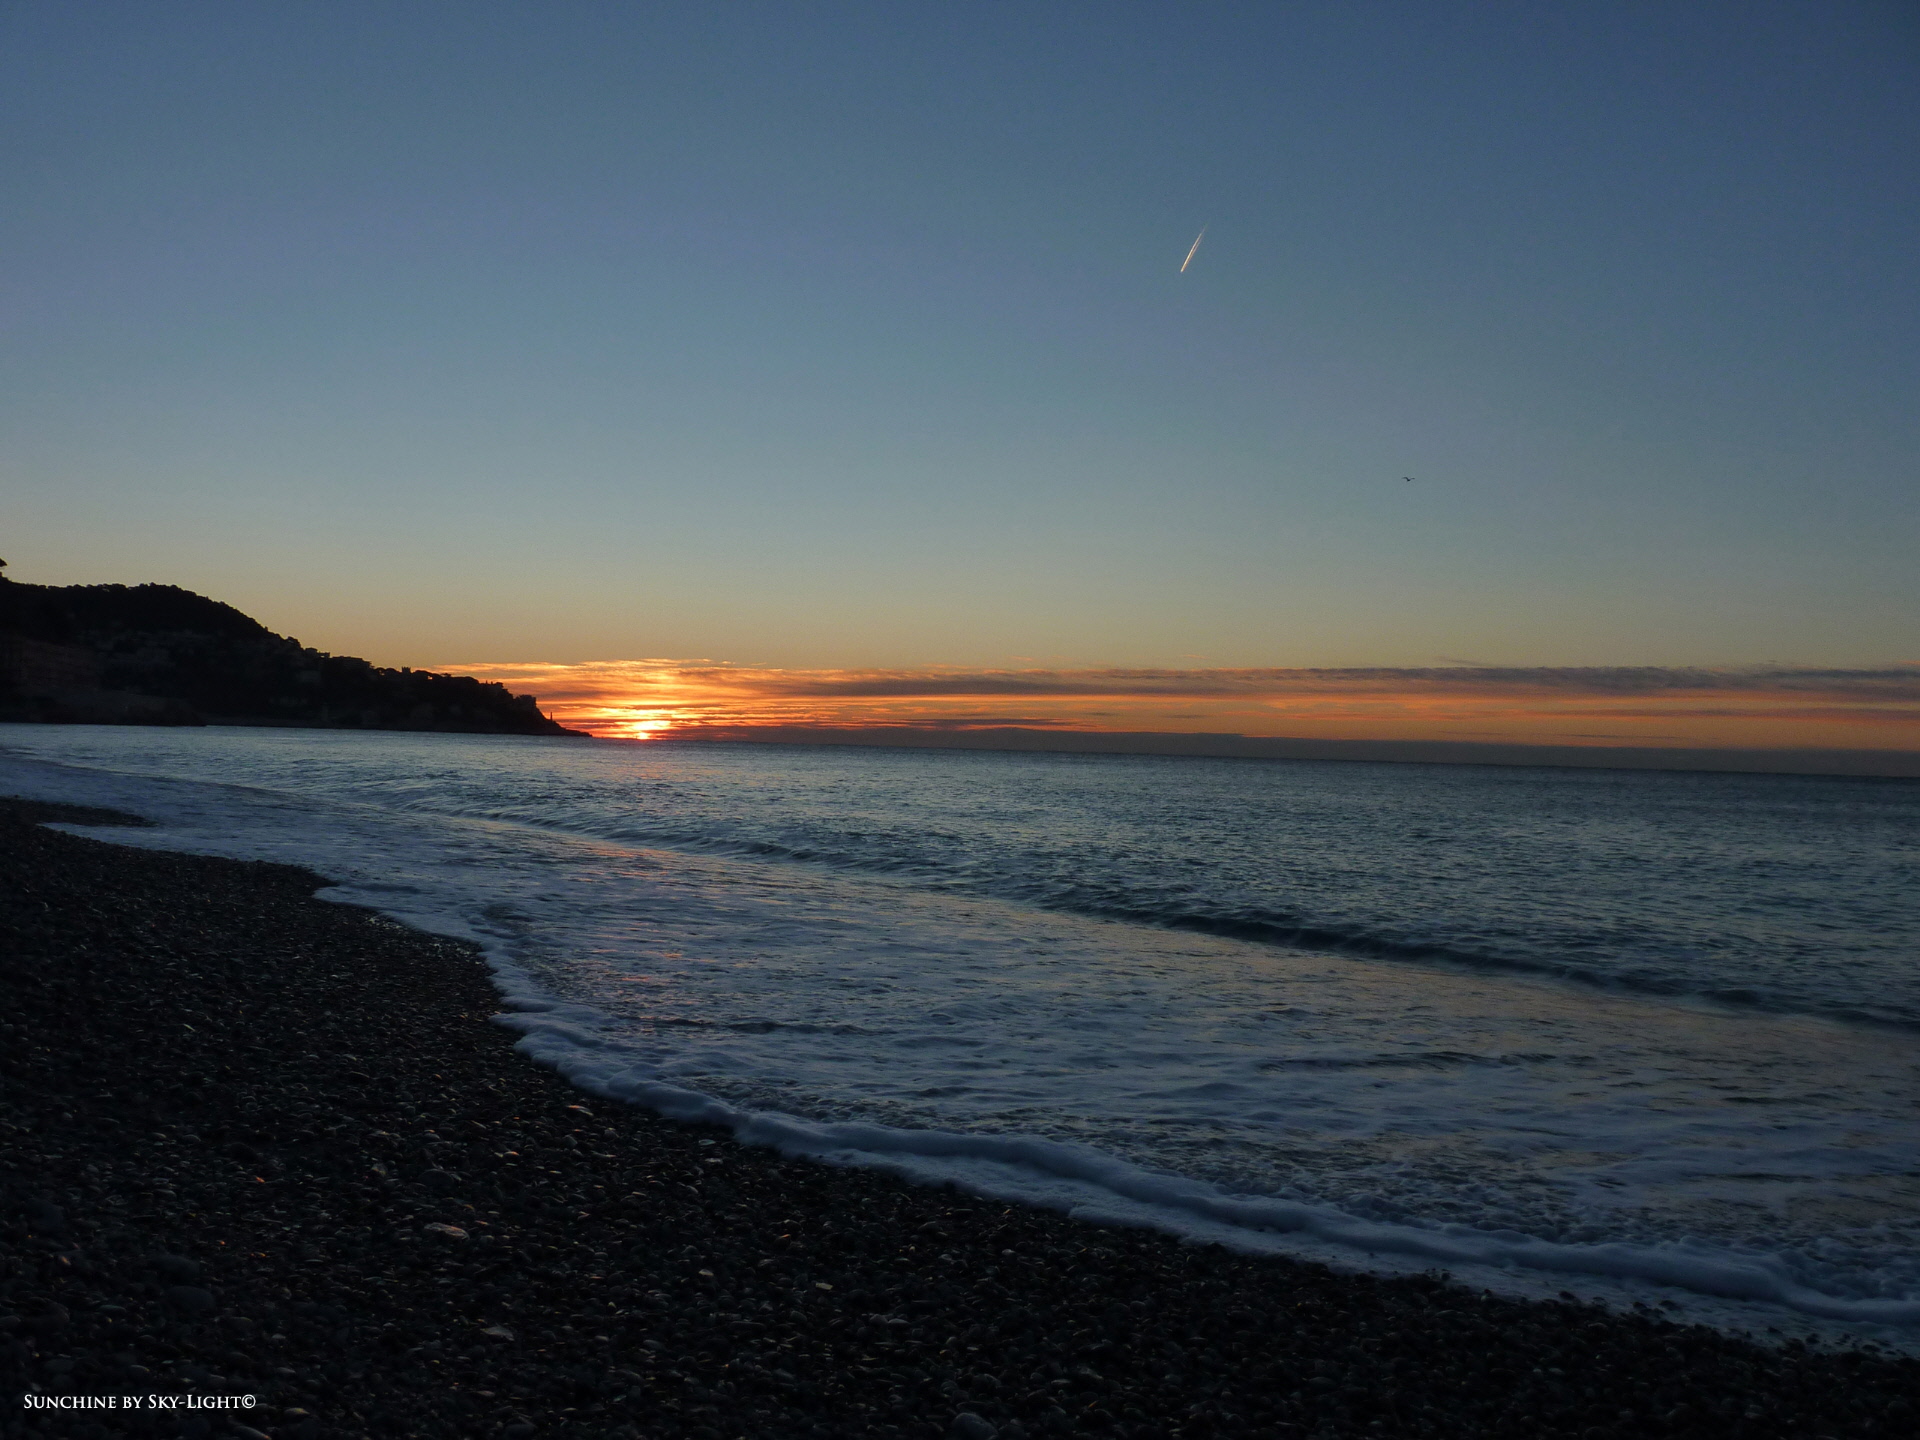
2 796 1915 1439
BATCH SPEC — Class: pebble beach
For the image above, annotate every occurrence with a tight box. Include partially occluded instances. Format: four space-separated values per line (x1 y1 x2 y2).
4 795 1917 1440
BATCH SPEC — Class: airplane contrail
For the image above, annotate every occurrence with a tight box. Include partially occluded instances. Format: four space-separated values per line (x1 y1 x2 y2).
1180 224 1208 273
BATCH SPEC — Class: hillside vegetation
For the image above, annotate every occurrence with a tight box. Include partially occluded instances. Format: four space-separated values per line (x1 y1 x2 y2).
0 568 582 735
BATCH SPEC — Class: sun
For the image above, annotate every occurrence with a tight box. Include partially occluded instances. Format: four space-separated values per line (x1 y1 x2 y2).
605 712 675 740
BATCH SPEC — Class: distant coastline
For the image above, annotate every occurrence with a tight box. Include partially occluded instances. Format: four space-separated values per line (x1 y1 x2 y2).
0 567 587 737
657 723 1920 779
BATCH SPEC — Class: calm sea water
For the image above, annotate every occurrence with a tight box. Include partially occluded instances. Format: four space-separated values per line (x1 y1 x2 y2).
4 726 1917 1342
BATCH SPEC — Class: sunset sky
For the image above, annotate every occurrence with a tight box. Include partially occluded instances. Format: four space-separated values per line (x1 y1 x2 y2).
3 3 1916 756
451 658 1920 754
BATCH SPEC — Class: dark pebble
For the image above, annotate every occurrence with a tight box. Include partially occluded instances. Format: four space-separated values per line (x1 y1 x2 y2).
24 1197 67 1235
26 1303 69 1336
152 1252 203 1282
2 794 1917 1440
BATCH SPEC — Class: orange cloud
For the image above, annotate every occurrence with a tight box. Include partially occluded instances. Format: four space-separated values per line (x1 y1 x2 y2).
445 659 1920 755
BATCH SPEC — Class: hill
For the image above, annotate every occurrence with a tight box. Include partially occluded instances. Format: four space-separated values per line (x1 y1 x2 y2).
0 566 585 735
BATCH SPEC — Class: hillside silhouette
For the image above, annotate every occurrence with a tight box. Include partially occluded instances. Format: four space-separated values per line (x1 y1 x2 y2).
0 565 583 735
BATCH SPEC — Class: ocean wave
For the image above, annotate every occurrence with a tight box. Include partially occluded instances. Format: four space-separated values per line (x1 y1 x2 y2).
381 793 1920 1031
496 997 1920 1330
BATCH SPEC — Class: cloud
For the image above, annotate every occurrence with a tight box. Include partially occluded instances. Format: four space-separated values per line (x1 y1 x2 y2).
444 658 1920 752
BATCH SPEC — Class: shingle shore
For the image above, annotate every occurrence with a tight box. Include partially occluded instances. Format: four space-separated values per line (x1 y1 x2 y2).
2 796 1915 1440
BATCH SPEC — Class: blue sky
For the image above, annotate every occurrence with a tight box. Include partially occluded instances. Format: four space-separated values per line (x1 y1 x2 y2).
3 1 1915 671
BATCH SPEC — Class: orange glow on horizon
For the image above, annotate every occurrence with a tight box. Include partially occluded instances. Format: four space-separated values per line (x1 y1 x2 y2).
591 709 675 740
452 659 1920 755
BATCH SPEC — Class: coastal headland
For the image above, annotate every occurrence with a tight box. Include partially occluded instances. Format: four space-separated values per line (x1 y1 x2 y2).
0 568 584 735
3 798 1916 1439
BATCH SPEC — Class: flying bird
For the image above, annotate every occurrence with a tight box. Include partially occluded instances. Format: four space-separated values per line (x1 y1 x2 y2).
1404 476 1415 482
1180 225 1208 273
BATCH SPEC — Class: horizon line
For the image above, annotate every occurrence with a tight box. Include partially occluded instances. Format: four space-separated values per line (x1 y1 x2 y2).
598 723 1920 779
434 657 1920 762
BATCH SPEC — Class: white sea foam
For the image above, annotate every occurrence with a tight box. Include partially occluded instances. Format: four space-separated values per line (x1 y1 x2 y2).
508 1008 1920 1323
5 726 1917 1349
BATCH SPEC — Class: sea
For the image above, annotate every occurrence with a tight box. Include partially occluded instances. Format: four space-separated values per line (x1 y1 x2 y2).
4 725 1917 1348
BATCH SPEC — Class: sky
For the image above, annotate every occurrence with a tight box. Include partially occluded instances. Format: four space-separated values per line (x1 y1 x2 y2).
453 658 1920 756
3 3 1917 753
